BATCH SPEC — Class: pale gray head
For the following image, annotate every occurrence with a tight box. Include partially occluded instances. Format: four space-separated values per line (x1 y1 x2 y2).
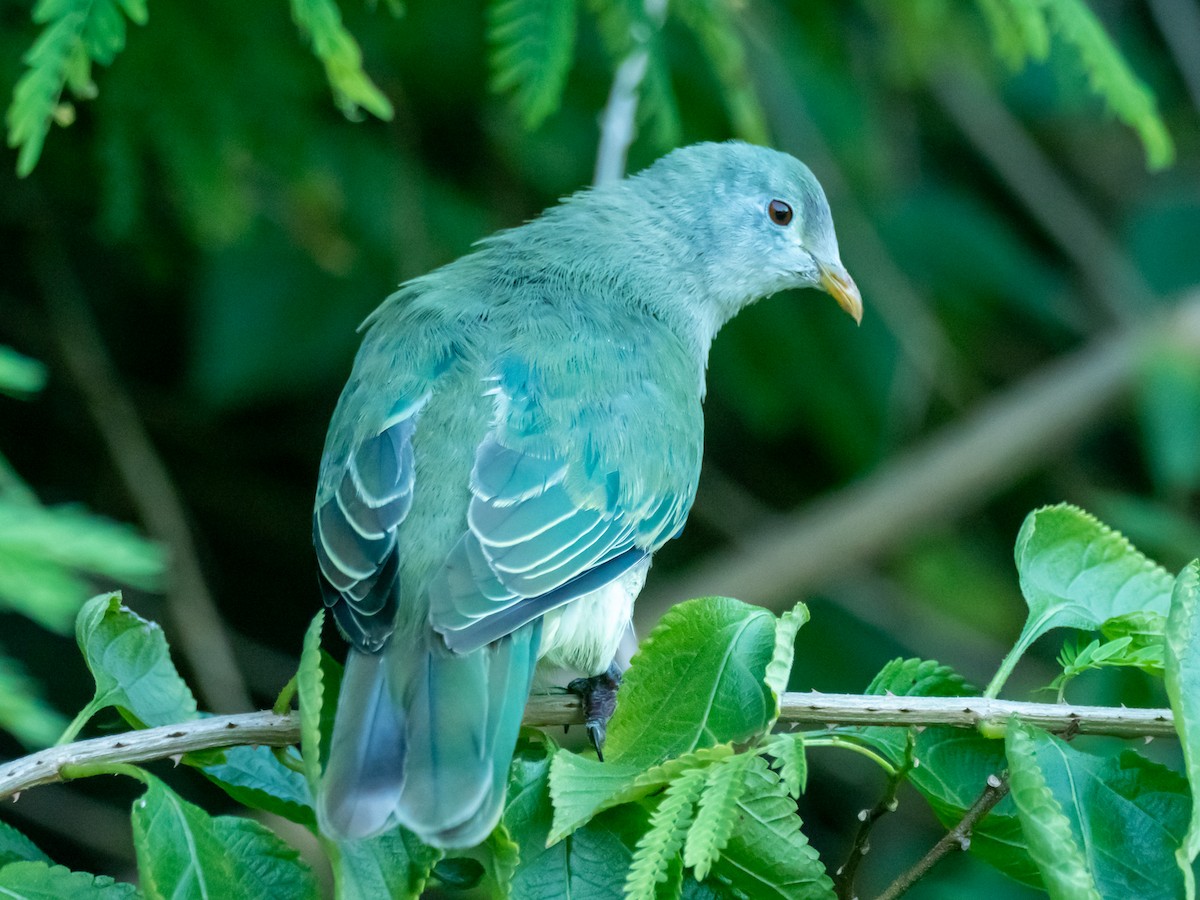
627 141 862 325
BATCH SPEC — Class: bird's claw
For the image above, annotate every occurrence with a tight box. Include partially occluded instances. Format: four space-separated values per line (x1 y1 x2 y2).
567 664 622 761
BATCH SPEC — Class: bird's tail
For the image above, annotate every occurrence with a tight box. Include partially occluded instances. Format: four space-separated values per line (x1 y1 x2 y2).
318 621 541 848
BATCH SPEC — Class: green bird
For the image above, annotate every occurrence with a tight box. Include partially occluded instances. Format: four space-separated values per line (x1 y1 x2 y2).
314 141 861 847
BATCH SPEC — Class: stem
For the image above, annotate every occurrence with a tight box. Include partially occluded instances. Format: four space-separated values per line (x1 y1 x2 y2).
274 674 299 716
55 698 103 747
804 737 898 778
836 733 915 900
875 773 1010 900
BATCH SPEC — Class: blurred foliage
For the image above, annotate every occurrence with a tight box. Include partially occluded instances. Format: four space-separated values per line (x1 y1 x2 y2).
0 0 1198 894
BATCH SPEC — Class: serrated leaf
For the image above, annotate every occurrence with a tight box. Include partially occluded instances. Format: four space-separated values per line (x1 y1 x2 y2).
706 755 834 900
132 772 318 900
489 0 577 128
289 0 393 120
1165 560 1200 898
975 0 1050 68
764 602 808 727
0 861 139 898
297 610 325 793
1005 721 1101 900
625 766 706 900
764 733 807 800
73 592 197 733
0 347 47 398
195 745 315 829
865 657 973 698
548 744 733 844
989 503 1174 697
331 827 441 900
1006 720 1190 899
0 820 51 869
604 597 776 768
683 756 748 880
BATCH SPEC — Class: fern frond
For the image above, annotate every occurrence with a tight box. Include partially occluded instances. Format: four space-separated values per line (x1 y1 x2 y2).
289 0 394 121
489 0 578 128
674 0 767 144
625 765 705 900
764 733 808 800
1042 0 1173 169
683 755 749 881
974 0 1049 69
6 0 148 177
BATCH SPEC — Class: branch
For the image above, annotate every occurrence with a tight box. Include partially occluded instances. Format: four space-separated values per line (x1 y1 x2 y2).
875 773 1010 900
0 693 1175 803
592 0 667 186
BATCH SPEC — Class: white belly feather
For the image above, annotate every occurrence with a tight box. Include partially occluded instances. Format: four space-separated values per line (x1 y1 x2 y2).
533 560 649 687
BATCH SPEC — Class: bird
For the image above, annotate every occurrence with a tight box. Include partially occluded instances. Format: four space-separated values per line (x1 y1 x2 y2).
313 140 861 848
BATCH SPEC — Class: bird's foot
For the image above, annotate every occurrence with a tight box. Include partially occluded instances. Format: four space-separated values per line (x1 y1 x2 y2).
567 664 622 761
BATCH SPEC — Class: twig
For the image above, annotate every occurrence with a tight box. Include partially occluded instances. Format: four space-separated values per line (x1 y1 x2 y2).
32 233 252 714
639 295 1200 622
875 773 1010 900
593 0 667 186
835 732 915 899
0 693 1176 803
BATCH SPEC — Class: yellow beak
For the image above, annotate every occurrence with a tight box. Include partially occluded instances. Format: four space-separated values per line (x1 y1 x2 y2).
818 262 863 325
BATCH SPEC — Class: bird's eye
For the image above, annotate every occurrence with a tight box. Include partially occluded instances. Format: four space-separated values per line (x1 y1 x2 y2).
767 199 793 226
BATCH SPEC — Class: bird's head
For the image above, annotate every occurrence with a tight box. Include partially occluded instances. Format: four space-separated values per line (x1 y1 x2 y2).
630 141 862 327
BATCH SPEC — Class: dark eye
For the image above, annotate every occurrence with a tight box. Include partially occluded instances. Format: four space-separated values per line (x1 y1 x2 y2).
767 199 793 226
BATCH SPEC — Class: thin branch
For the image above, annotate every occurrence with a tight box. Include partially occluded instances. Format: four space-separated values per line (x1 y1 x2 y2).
835 732 915 900
593 0 667 187
874 773 1010 900
639 295 1200 623
32 232 252 714
0 693 1176 803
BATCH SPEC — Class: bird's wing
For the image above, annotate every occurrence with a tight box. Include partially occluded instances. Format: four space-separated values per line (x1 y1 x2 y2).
314 390 427 650
428 353 698 653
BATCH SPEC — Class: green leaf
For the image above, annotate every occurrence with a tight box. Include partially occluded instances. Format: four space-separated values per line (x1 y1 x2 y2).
1165 560 1200 897
683 756 749 880
195 745 316 829
507 733 661 900
330 827 441 900
289 0 394 120
865 656 973 697
705 756 834 900
489 0 577 128
1005 721 1101 900
1006 720 1190 899
1042 0 1174 169
71 593 197 737
604 596 777 768
1101 609 1167 649
6 0 146 176
625 766 706 900
0 652 68 748
764 602 809 727
548 744 733 844
0 348 47 398
0 502 163 632
0 820 51 868
974 0 1050 68
989 503 1175 697
0 861 139 898
764 733 807 800
131 772 319 900
297 610 325 793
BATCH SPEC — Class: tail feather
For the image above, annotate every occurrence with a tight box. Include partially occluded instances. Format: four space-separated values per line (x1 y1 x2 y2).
318 649 407 838
319 622 542 848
